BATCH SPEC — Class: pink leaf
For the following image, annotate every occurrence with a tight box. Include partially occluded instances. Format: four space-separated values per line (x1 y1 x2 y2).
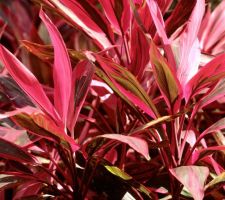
146 0 168 44
40 9 72 126
98 0 121 34
176 0 205 87
146 0 176 71
98 134 150 160
170 166 209 200
200 1 225 54
0 45 60 123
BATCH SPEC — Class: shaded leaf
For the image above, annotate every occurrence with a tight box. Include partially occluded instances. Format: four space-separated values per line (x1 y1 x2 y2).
0 76 34 108
99 0 131 34
0 174 34 190
103 165 154 199
0 137 35 163
165 0 196 37
205 172 225 191
129 25 149 79
22 40 85 62
105 166 132 180
191 146 225 164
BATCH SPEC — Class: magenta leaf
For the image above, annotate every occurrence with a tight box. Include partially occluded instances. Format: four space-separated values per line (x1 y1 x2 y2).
170 166 209 200
185 52 225 100
191 146 225 164
67 60 94 133
0 45 60 123
146 0 176 70
98 134 150 160
40 9 72 126
99 0 131 34
129 25 149 79
96 55 158 118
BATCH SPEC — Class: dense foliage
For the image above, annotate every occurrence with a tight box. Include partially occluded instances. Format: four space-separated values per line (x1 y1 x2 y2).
0 0 225 199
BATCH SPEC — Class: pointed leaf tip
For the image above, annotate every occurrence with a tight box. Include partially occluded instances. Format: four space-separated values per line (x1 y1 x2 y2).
40 9 72 126
0 45 59 123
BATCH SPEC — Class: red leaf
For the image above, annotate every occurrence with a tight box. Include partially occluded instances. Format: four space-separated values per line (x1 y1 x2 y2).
67 60 94 133
0 45 60 123
170 166 209 200
40 9 72 126
129 25 149 79
98 134 150 160
99 0 131 34
191 146 225 164
49 0 112 49
185 52 225 100
165 0 196 37
146 0 168 44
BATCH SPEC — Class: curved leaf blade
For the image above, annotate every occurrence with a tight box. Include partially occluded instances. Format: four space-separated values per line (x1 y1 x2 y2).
0 137 36 163
40 9 72 126
98 134 150 160
170 166 209 200
0 45 59 123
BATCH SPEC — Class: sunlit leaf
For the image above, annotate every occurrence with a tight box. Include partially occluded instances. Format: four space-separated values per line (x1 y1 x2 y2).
205 172 225 191
170 166 209 200
98 134 150 160
40 9 72 125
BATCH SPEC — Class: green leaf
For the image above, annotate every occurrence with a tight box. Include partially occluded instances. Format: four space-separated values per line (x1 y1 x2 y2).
150 41 180 107
205 172 225 191
104 165 153 199
105 166 132 180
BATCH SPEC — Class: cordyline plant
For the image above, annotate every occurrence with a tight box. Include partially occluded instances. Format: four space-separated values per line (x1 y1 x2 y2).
0 0 225 199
